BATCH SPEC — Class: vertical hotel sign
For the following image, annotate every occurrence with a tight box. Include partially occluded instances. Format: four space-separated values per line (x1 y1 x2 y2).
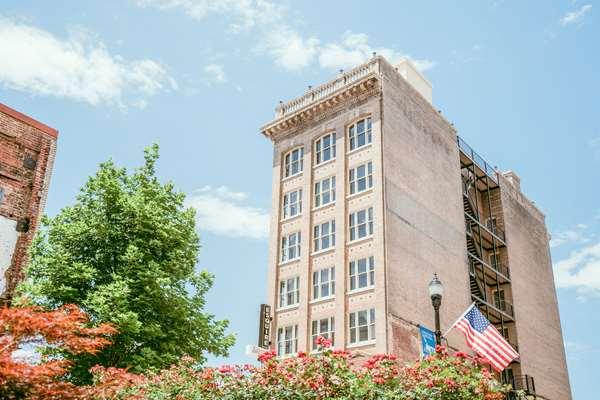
258 304 272 349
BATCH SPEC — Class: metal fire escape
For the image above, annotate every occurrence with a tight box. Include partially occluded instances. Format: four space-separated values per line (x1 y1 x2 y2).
457 136 536 399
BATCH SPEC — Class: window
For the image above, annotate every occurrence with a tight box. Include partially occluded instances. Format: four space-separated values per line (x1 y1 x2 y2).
314 220 335 252
349 162 373 195
349 208 373 241
349 256 375 291
279 277 300 308
349 308 375 344
0 187 4 204
313 266 335 300
489 252 499 268
281 232 301 262
311 317 335 350
277 325 298 355
497 326 509 341
284 147 304 178
493 289 506 310
282 189 302 219
348 117 372 151
501 368 514 385
315 132 336 165
486 217 498 233
315 176 336 208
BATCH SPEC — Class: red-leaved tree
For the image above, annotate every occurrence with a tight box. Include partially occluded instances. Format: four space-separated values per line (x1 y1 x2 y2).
0 304 116 399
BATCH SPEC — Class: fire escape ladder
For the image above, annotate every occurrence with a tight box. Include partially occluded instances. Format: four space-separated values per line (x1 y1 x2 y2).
469 263 485 301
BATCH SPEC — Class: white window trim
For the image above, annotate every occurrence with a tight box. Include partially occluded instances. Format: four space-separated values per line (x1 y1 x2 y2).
309 295 335 305
279 276 300 308
346 235 374 246
346 340 376 349
312 157 336 169
349 161 374 196
346 286 375 295
349 256 375 292
346 186 374 200
277 325 299 356
311 316 335 351
281 188 302 221
313 220 336 253
348 308 376 345
282 147 304 180
312 266 335 301
314 176 336 209
280 232 301 264
347 117 373 153
276 304 300 312
348 207 374 242
314 132 337 166
346 142 373 156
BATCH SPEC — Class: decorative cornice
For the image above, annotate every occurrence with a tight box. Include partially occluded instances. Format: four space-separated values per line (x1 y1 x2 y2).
261 57 384 141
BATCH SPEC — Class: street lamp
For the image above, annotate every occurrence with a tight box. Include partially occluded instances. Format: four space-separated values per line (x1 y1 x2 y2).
428 273 444 346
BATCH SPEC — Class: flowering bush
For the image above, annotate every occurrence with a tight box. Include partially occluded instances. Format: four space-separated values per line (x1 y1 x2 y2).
0 302 509 400
90 341 510 400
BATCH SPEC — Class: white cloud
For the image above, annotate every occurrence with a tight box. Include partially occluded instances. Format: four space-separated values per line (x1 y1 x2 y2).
135 1 434 73
559 4 592 26
262 28 320 71
564 341 599 361
186 186 269 239
0 17 175 107
550 229 591 248
135 0 285 32
204 63 227 83
318 32 435 72
554 241 600 300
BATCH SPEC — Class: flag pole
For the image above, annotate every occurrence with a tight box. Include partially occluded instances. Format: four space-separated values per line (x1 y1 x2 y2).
443 302 475 337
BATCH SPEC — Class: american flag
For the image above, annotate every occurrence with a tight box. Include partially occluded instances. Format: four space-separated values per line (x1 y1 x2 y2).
450 303 519 371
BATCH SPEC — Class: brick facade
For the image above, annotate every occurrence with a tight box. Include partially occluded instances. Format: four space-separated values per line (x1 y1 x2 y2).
260 57 571 399
0 103 58 303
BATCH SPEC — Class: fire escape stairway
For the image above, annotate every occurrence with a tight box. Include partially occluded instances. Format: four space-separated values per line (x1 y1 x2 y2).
464 183 485 302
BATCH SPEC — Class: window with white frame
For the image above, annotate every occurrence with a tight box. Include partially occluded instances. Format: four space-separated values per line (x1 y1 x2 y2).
349 208 373 241
314 220 335 252
277 325 298 356
281 232 301 262
349 161 373 195
349 308 375 344
279 276 300 308
313 266 335 300
349 256 375 291
282 189 302 219
489 252 499 268
315 176 336 208
311 316 335 350
315 132 336 165
284 147 304 178
348 117 372 151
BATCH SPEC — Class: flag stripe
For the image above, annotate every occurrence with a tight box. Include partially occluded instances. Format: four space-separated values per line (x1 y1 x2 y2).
452 306 519 372
456 320 507 370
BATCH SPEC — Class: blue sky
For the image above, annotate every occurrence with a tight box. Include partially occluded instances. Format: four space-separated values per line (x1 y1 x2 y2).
1 1 598 398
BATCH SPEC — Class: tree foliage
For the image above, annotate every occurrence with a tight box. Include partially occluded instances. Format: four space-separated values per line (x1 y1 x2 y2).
0 304 115 399
17 144 235 381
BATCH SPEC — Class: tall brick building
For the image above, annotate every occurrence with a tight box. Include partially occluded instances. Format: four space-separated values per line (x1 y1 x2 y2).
0 103 58 303
260 57 571 400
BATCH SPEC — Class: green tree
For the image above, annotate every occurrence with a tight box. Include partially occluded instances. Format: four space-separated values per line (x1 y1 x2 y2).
17 144 235 382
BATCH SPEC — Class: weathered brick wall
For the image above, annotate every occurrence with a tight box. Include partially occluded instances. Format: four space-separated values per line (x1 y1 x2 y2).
379 59 472 356
500 175 572 400
0 103 57 303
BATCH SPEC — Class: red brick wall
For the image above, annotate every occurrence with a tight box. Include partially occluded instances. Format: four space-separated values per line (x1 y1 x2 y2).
0 103 57 303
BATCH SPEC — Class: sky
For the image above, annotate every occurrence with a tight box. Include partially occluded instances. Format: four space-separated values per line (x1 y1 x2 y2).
0 1 598 398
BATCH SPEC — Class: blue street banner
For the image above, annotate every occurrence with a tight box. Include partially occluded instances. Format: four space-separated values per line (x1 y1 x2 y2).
419 325 436 357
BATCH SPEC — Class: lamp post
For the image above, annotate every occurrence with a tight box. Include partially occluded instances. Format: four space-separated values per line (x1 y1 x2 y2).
428 273 444 346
